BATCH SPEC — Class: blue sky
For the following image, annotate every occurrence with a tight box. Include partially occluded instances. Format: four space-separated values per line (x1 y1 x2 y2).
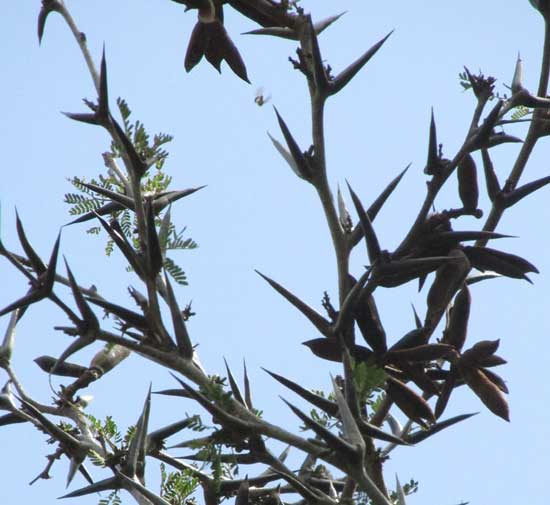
2 1 550 504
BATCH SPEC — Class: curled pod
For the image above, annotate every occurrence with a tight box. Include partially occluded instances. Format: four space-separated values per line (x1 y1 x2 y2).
386 376 435 424
457 153 479 211
460 339 500 367
443 284 471 352
425 249 471 331
459 365 509 421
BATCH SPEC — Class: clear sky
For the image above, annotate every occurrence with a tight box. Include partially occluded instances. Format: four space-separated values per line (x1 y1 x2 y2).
2 1 550 504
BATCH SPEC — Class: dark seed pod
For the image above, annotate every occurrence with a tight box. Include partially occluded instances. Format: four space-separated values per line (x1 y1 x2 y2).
354 294 387 352
442 285 471 352
397 362 440 396
185 21 208 72
89 344 131 376
459 366 510 421
386 376 435 424
457 153 479 211
477 354 507 367
302 338 342 362
34 355 87 378
425 249 470 331
460 339 500 367
390 328 428 351
480 367 509 394
185 16 249 83
385 343 453 364
302 338 372 362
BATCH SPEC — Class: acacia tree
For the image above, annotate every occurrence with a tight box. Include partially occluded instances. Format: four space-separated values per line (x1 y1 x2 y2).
2 1 550 504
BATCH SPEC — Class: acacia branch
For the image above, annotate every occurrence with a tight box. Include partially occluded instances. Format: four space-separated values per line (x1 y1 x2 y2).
478 19 550 244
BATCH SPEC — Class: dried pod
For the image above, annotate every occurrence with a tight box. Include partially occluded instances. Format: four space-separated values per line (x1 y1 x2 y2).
460 339 500 367
425 249 470 331
397 362 440 396
385 343 453 364
481 367 509 394
184 2 249 84
459 366 510 421
302 338 372 362
477 354 507 367
34 355 87 378
89 344 131 377
390 328 428 351
386 376 435 424
457 153 479 211
442 285 471 352
354 294 387 353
